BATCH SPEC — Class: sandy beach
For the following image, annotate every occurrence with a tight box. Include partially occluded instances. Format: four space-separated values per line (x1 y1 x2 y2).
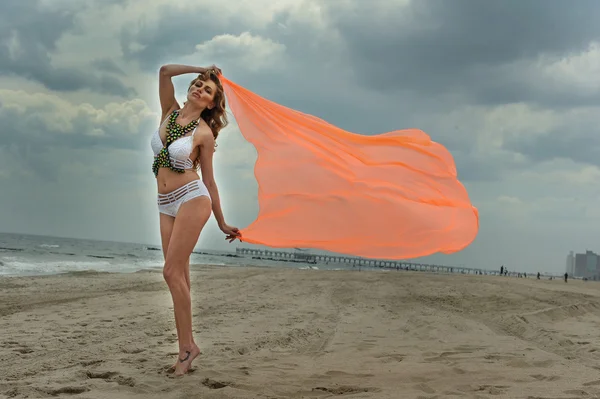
2 266 600 398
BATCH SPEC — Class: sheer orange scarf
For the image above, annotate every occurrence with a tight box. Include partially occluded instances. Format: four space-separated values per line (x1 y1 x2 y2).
220 76 479 259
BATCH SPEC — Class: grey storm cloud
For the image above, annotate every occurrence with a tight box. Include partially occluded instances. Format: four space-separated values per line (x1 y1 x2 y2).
91 58 127 76
322 0 600 106
505 126 600 168
0 100 156 154
0 0 134 97
6 0 597 184
116 0 600 142
0 103 156 182
120 5 249 70
452 151 519 182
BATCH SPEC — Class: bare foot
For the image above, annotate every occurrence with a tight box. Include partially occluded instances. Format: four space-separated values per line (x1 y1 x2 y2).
169 347 201 372
173 344 201 376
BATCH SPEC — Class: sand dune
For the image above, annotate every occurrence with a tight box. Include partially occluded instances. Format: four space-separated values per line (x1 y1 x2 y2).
2 266 600 398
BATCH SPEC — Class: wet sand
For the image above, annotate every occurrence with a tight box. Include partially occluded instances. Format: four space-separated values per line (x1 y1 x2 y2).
1 265 600 398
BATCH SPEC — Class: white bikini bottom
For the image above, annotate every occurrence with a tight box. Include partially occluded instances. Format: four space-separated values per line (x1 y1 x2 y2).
157 180 211 217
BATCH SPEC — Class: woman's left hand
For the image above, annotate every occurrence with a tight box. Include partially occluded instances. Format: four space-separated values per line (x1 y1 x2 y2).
220 224 240 242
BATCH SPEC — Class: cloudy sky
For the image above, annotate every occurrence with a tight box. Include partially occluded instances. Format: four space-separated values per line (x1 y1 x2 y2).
1 0 599 273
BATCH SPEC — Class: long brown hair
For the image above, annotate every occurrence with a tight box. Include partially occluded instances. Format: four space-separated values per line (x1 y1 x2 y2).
187 70 228 168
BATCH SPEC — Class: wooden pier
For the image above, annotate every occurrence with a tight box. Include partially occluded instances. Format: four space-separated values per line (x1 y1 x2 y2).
235 248 495 275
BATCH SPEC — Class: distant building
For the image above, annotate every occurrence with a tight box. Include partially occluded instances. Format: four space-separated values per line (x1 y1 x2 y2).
566 251 575 275
573 250 600 279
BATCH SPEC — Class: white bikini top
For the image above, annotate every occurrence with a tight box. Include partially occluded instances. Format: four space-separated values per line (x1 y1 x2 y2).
151 112 199 170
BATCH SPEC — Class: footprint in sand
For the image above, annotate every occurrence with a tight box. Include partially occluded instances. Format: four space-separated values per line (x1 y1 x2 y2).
565 389 590 396
86 370 119 379
530 374 560 382
423 351 471 362
453 345 485 352
308 370 374 380
414 383 436 394
86 370 136 387
483 353 521 362
122 347 145 354
80 360 103 367
356 342 377 351
324 370 375 378
43 386 90 395
506 358 534 368
531 359 555 367
457 384 509 395
374 353 405 363
271 364 297 372
312 386 380 395
202 378 232 389
583 379 600 386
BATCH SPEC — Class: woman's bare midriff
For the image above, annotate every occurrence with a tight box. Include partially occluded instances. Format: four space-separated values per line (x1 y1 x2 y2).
156 168 201 194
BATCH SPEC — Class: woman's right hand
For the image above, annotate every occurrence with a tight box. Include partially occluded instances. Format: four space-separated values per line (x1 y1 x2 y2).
206 64 222 76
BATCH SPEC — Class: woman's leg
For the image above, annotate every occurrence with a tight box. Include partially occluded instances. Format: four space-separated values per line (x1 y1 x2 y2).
159 212 183 349
161 213 193 370
160 215 193 293
163 195 211 376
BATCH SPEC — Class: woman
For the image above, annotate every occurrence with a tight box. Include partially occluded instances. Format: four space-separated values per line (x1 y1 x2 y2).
151 63 240 376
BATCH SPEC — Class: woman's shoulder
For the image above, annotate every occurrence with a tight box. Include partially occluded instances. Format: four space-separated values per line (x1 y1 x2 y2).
193 122 214 144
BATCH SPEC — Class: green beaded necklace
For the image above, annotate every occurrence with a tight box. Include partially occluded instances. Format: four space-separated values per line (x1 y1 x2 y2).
152 109 200 176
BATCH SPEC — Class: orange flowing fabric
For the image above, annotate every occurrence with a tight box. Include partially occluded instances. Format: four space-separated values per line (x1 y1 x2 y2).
219 76 479 259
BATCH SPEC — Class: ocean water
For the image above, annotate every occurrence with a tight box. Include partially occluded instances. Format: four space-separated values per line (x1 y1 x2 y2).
0 233 351 277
